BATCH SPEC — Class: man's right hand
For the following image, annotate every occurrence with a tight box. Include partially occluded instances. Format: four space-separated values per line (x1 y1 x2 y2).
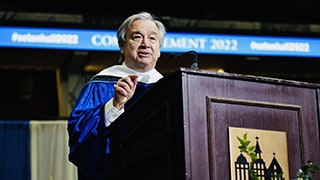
113 74 139 109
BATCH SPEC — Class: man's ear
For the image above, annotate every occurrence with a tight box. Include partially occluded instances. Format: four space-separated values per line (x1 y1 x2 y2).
120 46 124 54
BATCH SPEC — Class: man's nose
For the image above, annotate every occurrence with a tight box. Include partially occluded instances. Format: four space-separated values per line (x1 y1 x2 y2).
140 38 150 47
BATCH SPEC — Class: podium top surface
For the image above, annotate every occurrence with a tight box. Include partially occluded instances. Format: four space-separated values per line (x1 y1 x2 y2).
172 67 320 89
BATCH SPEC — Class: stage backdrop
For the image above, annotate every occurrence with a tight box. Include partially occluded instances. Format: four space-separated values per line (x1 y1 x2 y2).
0 120 77 180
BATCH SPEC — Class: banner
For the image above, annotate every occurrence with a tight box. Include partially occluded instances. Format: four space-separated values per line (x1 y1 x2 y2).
1 26 320 57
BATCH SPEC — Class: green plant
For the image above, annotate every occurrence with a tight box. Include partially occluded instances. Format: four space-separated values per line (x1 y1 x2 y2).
237 132 258 180
296 161 320 180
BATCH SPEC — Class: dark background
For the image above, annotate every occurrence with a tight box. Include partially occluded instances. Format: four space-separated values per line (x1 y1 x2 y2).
1 1 320 32
0 1 320 119
1 1 319 22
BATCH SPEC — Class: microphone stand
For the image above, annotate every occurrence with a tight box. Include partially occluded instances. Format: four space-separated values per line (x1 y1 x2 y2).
187 50 199 70
170 50 199 70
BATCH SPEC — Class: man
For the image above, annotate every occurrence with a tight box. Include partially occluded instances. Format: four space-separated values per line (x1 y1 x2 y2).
67 11 166 180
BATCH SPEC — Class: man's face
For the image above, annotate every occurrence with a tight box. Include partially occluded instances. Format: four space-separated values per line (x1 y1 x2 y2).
121 19 161 72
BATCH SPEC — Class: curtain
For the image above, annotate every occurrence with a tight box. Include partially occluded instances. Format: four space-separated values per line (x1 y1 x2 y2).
30 120 77 180
0 120 77 180
0 120 31 180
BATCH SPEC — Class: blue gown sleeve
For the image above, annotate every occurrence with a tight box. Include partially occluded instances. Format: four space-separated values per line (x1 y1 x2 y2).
67 75 155 179
67 80 115 179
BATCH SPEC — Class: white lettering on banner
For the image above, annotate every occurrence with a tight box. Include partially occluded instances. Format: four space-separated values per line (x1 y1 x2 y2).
11 32 78 44
163 37 207 49
91 34 118 47
250 41 310 52
210 38 238 51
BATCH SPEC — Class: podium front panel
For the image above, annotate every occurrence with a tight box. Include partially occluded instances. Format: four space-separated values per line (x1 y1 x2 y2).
109 68 320 180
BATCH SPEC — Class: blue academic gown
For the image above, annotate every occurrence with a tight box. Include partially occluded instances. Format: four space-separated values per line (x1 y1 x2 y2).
67 74 156 180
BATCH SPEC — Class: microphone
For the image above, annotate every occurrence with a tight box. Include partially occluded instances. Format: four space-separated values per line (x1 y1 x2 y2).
169 50 199 70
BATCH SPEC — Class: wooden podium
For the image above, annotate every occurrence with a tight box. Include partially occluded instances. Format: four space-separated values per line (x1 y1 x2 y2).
109 68 320 180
